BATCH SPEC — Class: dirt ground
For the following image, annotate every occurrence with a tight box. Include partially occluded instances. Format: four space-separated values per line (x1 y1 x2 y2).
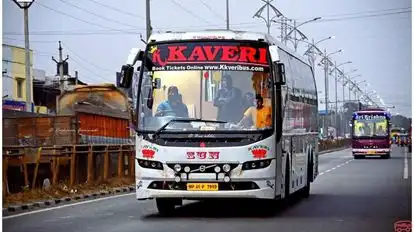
3 177 134 207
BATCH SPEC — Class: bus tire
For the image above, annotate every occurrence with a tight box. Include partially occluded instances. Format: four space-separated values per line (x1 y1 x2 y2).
409 146 412 153
301 162 312 198
284 158 290 201
354 155 364 159
156 198 180 216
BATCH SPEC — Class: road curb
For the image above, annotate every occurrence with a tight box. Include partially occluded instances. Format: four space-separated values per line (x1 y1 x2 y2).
319 146 350 155
3 185 135 215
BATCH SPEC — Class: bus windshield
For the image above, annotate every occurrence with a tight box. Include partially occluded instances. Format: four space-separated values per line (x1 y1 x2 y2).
136 41 274 133
353 113 389 138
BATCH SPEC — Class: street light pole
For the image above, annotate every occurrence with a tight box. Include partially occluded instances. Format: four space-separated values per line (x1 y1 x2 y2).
226 0 230 30
320 49 342 136
334 61 339 133
323 49 329 136
12 0 34 112
284 17 321 51
303 36 334 69
331 61 351 135
253 0 284 35
146 0 152 40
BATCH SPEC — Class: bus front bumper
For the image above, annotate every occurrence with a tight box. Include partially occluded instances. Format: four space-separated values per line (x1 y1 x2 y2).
135 178 276 200
352 148 390 155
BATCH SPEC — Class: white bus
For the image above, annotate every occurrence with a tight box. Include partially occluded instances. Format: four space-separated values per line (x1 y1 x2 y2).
119 30 319 215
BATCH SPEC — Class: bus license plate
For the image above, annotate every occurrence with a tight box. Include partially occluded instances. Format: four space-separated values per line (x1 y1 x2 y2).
367 150 376 154
187 183 218 191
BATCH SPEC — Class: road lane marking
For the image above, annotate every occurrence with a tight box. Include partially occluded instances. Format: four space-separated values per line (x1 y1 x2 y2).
319 159 353 175
404 147 408 179
3 193 135 220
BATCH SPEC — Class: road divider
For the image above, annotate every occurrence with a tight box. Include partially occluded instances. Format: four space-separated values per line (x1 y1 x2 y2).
3 185 136 217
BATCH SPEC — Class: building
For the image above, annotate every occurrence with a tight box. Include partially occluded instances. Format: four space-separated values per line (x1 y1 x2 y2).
2 44 34 111
2 43 88 114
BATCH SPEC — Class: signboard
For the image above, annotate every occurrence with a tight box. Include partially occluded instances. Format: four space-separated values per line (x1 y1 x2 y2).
354 114 386 121
318 110 328 116
353 113 389 121
147 42 270 72
2 100 26 111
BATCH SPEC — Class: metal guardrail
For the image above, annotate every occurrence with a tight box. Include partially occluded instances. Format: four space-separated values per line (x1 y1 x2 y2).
3 144 135 197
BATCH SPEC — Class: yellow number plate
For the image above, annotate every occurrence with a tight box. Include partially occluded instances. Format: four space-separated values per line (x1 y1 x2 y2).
367 150 376 154
187 183 218 191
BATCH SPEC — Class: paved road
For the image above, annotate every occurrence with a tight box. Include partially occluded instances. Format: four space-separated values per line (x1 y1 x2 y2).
4 146 411 232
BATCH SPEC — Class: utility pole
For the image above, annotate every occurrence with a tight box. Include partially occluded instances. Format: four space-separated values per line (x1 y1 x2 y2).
334 61 338 135
308 41 315 74
323 49 329 137
146 0 152 40
75 70 78 85
52 41 69 93
253 0 283 35
342 70 346 136
226 0 230 30
280 17 287 44
293 20 298 51
12 0 34 112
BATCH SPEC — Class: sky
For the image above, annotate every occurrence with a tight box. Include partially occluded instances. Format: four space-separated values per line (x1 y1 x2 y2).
2 0 412 117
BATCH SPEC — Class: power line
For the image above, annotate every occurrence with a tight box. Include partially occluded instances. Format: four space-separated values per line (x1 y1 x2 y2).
3 37 57 43
171 0 211 24
3 21 260 36
59 0 142 29
198 0 225 20
4 6 411 37
61 42 115 74
17 47 112 83
68 56 114 83
296 6 412 21
316 10 411 23
84 0 145 19
34 1 142 34
4 30 140 36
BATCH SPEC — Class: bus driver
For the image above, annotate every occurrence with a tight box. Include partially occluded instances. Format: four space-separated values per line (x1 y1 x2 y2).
237 94 272 129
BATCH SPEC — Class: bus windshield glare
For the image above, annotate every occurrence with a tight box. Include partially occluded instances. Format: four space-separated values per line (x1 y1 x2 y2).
353 113 389 138
137 41 274 132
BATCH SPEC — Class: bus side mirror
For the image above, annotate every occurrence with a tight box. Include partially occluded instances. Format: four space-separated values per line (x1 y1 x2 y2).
275 63 286 85
119 65 134 88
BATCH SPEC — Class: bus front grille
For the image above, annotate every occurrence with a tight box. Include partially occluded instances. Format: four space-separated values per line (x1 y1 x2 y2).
147 181 260 191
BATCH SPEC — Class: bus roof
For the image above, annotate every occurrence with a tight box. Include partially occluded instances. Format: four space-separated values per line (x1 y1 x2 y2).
147 29 310 65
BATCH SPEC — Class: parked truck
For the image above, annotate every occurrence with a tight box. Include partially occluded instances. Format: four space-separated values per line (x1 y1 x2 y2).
3 84 132 146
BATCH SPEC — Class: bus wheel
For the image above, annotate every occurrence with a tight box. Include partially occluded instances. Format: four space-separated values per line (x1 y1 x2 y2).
284 158 290 201
301 160 312 198
156 198 180 216
354 155 364 159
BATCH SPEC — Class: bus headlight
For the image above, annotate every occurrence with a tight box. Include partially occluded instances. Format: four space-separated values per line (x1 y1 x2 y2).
242 159 272 170
184 166 191 173
222 164 231 173
214 166 221 173
218 173 225 179
137 159 163 170
174 176 181 183
223 176 231 183
174 164 182 172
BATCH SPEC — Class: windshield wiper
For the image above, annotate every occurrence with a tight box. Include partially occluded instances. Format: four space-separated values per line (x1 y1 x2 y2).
152 118 227 138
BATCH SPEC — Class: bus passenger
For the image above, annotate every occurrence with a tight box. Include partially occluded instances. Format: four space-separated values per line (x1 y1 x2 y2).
242 92 255 112
213 74 242 122
237 94 272 129
376 125 386 136
156 86 189 118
